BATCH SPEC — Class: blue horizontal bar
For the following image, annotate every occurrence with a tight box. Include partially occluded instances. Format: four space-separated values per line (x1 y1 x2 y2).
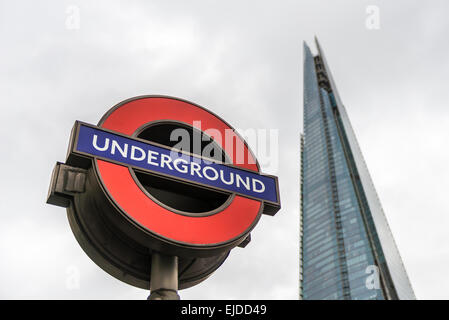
75 124 278 203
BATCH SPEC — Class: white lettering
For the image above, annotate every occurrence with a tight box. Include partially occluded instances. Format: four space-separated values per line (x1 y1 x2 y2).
92 135 109 151
190 162 202 177
220 170 234 185
130 146 145 161
161 154 173 170
236 175 251 190
252 179 265 193
203 166 219 181
173 158 189 174
147 150 159 166
111 140 128 158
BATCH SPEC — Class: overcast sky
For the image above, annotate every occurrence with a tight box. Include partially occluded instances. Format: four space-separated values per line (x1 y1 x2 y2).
1 0 448 300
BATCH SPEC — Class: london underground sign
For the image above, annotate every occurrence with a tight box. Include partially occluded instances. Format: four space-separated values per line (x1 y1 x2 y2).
47 95 280 297
73 122 279 205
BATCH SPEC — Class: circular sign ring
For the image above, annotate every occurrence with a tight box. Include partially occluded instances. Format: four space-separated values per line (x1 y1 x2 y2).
95 96 262 246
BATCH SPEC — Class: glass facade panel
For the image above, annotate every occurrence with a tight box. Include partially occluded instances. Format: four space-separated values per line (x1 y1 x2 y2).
300 39 415 300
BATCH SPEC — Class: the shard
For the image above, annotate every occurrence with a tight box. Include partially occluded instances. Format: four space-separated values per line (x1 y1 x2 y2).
300 38 415 300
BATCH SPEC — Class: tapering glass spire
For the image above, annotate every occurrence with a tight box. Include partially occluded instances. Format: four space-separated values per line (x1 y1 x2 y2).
300 39 415 300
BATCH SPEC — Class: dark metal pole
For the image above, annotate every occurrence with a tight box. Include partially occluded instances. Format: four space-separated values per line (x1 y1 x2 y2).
148 252 180 300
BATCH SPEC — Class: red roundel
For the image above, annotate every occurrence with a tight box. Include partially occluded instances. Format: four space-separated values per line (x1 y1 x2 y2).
95 96 262 247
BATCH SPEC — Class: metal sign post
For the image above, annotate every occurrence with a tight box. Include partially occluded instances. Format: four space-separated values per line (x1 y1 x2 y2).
148 253 180 300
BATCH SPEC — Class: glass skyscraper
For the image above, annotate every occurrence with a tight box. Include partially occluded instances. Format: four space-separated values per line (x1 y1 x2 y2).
300 38 415 300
